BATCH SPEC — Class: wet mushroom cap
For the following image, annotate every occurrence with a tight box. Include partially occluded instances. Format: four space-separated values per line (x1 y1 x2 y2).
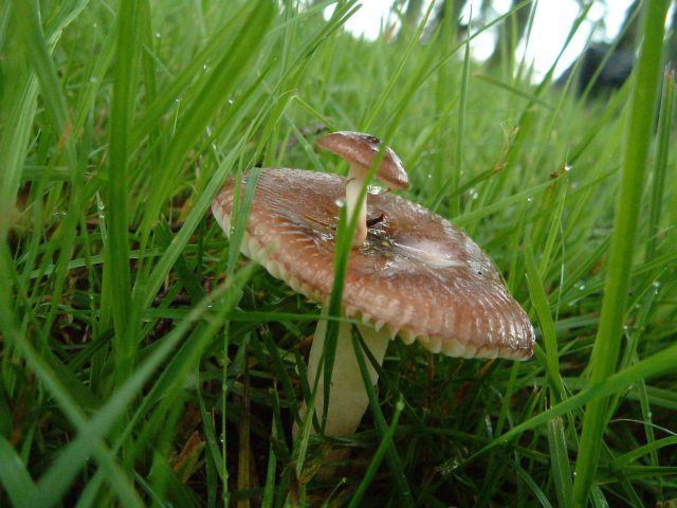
213 168 535 360
316 131 410 191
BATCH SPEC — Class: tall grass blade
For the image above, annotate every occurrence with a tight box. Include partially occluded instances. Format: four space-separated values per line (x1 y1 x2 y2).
646 69 675 261
571 2 672 505
107 0 140 382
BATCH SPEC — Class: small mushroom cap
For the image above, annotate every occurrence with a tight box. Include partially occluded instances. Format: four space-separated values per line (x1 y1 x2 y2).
213 169 535 360
316 131 410 191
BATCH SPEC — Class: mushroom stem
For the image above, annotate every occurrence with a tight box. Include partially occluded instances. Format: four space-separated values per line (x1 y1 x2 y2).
345 165 368 246
303 315 389 436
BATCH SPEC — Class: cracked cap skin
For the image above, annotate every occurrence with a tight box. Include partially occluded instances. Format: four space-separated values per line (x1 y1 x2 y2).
213 168 535 360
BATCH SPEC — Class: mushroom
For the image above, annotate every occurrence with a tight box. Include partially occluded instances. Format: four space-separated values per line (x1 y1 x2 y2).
316 131 409 246
211 133 535 452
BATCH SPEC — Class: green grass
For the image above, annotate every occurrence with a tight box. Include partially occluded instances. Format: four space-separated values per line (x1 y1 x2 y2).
1 0 676 506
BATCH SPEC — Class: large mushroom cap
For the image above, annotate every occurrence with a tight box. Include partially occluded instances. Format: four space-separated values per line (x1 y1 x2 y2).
316 131 410 191
213 168 535 360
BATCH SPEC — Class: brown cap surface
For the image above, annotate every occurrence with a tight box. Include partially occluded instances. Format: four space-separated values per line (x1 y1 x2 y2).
316 131 410 191
213 168 535 360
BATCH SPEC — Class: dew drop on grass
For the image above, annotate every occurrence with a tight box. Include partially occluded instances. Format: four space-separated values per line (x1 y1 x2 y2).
652 281 662 294
335 198 345 208
564 164 572 172
469 188 479 200
437 458 461 476
527 196 534 203
484 414 494 438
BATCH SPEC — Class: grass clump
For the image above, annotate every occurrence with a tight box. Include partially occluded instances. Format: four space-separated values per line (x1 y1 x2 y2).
1 0 676 506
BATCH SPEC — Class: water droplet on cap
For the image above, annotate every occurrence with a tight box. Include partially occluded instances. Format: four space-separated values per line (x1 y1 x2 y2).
367 184 387 195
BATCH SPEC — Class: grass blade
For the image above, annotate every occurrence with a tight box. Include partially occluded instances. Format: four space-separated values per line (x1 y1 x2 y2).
348 397 404 508
645 69 675 260
352 333 413 506
571 2 672 505
0 435 36 506
547 417 573 508
107 0 140 381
